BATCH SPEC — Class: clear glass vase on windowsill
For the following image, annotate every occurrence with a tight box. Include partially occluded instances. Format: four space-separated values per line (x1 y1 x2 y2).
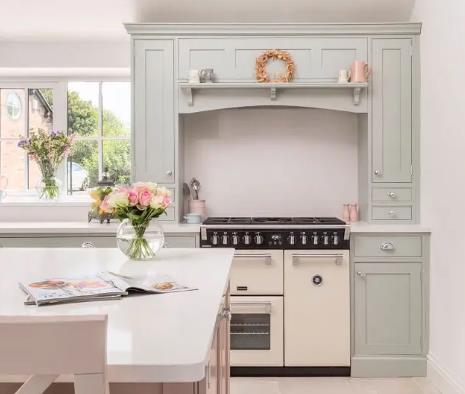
35 176 63 201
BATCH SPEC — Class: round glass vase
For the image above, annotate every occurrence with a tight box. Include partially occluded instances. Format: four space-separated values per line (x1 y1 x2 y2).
35 176 63 201
116 218 165 261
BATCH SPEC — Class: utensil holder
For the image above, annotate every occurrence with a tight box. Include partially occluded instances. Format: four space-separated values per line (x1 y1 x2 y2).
189 200 207 220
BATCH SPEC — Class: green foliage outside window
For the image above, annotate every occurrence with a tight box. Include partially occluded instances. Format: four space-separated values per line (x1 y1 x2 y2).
66 90 130 189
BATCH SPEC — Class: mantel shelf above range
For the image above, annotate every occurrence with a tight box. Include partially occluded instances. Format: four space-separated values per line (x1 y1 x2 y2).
179 82 368 106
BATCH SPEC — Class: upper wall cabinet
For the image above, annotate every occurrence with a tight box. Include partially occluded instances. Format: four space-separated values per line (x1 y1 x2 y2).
371 39 412 183
178 38 367 82
133 40 175 184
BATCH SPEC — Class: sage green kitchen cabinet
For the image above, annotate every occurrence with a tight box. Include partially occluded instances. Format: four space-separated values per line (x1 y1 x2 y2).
133 39 175 184
354 262 422 355
351 233 429 377
371 38 413 183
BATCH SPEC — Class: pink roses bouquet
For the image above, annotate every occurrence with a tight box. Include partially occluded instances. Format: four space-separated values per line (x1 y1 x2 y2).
101 182 171 259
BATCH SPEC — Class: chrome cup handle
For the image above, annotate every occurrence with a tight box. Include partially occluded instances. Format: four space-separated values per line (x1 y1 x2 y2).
380 242 395 251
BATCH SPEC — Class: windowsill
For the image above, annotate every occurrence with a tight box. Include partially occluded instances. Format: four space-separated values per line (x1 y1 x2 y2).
0 192 91 207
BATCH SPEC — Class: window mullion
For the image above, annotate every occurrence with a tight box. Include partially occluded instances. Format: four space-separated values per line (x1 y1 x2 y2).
24 88 30 190
98 81 103 181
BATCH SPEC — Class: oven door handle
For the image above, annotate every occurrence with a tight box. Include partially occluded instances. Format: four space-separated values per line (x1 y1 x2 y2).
231 301 272 314
291 253 344 265
233 254 272 265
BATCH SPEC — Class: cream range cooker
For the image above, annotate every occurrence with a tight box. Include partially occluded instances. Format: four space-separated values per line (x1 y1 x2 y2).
200 217 351 376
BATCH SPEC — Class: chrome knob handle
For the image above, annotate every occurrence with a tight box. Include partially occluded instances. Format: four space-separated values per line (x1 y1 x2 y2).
288 232 295 245
222 232 228 245
243 232 251 245
312 233 319 245
211 232 219 245
388 210 397 217
356 271 366 279
166 170 173 176
232 232 239 246
323 233 329 245
380 242 395 251
388 192 397 199
254 232 264 245
374 169 382 176
300 232 307 245
81 241 95 248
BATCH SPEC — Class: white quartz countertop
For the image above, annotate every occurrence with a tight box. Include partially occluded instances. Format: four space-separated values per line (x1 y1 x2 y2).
0 221 201 234
0 221 430 234
0 248 234 382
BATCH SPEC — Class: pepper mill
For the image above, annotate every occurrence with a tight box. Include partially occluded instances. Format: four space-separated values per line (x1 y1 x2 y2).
342 204 351 223
349 203 359 222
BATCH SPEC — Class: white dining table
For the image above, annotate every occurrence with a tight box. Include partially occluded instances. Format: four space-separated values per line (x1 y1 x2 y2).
0 247 234 383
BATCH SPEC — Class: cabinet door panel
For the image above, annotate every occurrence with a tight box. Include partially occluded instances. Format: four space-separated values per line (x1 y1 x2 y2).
372 39 412 183
178 38 367 82
354 262 422 355
134 40 175 184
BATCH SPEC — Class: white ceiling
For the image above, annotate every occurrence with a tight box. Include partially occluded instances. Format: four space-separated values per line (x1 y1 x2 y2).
0 0 416 42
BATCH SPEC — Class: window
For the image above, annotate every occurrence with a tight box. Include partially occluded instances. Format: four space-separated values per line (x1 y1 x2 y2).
0 87 54 190
6 92 22 120
0 80 130 199
67 82 130 194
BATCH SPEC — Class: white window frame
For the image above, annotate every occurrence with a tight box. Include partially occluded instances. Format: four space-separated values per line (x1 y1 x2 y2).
0 75 130 202
67 79 131 193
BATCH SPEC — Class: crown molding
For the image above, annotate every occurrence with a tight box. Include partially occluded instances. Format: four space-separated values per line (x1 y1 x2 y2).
124 22 422 37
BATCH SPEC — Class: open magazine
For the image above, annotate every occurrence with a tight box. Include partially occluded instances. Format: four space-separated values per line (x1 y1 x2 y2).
19 271 196 306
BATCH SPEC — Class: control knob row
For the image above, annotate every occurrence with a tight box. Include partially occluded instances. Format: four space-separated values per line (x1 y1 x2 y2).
211 231 340 246
287 232 340 246
211 231 264 246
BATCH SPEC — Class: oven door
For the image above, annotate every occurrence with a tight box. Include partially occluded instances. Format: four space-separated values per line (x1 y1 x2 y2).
230 296 283 367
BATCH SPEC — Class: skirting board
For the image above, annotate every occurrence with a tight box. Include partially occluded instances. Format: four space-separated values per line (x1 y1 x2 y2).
351 356 426 378
427 354 465 394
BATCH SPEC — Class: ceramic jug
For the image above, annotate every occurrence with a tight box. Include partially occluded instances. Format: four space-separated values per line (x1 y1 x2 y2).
349 61 370 83
349 203 359 222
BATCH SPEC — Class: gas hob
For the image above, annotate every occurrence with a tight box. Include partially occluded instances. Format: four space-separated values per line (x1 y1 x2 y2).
200 216 349 250
202 217 346 226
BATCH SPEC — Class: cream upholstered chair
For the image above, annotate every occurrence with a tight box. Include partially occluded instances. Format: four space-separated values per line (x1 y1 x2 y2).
0 315 108 394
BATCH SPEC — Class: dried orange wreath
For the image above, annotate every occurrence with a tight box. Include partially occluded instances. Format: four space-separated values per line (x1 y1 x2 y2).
255 49 295 83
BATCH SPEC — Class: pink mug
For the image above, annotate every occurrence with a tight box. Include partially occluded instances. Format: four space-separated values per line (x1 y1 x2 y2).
349 61 370 83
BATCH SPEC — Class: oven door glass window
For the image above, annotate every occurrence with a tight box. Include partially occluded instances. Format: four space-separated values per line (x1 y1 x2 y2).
230 313 271 350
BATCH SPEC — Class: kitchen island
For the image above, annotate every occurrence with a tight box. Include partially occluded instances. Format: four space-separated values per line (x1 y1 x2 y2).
0 248 234 394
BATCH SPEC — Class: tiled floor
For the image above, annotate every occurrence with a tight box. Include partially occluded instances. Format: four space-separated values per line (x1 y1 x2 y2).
231 377 441 394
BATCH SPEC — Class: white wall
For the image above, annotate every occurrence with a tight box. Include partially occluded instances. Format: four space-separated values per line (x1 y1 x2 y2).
411 1 465 391
183 107 359 217
0 41 130 69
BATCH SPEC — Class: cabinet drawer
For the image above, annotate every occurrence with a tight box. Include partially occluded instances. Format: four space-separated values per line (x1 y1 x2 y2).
372 187 412 203
0 236 116 248
353 235 422 258
372 206 412 221
164 235 196 248
230 250 283 295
